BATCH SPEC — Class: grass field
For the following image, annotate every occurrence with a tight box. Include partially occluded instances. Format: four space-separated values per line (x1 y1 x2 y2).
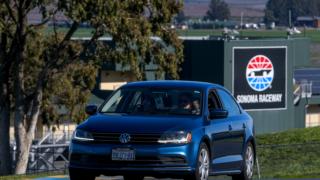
177 29 320 42
256 127 320 178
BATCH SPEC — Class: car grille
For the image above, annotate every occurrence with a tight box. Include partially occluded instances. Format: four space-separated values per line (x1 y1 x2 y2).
91 133 162 144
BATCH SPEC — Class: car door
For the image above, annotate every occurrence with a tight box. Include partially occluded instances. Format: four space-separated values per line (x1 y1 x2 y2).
216 89 246 170
206 89 233 172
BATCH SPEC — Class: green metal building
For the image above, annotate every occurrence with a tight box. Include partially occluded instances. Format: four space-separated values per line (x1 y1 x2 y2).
181 38 310 134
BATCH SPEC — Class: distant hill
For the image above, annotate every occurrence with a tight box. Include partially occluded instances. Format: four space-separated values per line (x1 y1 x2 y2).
184 0 268 18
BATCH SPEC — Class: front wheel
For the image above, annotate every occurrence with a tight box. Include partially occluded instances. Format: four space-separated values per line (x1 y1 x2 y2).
232 143 255 180
184 143 210 180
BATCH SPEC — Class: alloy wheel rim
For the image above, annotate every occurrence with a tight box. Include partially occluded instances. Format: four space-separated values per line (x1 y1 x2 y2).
198 148 209 180
246 145 254 178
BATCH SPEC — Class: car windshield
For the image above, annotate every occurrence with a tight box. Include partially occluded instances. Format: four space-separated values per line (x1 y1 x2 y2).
100 87 202 116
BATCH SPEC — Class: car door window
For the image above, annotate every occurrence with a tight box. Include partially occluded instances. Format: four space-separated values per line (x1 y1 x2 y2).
217 89 241 116
208 90 222 111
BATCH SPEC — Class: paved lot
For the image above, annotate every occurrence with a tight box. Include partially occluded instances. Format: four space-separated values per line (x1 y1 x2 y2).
34 176 320 180
34 176 229 180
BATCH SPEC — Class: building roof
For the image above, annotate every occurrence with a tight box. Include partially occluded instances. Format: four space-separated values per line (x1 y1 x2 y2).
294 68 320 95
297 16 314 21
297 16 320 21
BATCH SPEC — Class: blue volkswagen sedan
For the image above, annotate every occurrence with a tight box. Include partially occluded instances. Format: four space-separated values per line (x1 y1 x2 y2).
69 81 256 180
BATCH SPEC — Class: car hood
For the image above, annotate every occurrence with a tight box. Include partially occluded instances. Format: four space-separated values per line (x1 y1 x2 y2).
78 113 202 134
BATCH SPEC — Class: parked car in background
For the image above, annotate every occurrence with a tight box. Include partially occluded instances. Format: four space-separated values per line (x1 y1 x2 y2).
69 81 256 180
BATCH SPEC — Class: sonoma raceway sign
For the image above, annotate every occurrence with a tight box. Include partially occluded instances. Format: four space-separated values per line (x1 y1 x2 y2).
233 47 287 110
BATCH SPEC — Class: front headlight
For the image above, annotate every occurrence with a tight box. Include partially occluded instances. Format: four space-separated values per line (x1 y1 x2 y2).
158 131 192 144
72 129 94 141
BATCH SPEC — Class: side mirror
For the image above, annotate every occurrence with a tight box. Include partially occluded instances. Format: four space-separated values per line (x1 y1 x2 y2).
85 105 98 116
209 109 228 119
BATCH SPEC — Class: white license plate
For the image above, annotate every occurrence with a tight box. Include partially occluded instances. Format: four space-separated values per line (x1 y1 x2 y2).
112 148 135 161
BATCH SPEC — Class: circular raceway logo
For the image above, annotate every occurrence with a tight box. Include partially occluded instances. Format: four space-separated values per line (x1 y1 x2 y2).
246 55 274 92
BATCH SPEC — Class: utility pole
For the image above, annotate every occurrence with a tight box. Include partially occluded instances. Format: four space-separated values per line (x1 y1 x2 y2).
289 10 292 28
241 12 244 29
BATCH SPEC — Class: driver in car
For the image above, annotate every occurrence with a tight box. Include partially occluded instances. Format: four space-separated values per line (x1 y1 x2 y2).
179 93 200 115
179 93 192 110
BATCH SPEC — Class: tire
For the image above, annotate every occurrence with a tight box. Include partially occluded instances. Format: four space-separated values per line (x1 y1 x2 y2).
184 142 210 180
123 175 144 180
232 143 255 180
69 168 96 180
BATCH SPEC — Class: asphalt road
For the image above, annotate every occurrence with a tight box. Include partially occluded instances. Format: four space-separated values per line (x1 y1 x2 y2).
35 175 230 180
34 176 320 180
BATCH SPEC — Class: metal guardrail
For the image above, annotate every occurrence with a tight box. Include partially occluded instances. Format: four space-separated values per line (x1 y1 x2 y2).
10 130 72 175
28 145 69 174
11 145 69 175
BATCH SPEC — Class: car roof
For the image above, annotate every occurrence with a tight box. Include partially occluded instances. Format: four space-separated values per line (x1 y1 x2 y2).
122 80 224 90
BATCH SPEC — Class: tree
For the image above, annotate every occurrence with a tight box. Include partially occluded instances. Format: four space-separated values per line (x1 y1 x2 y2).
265 0 320 26
206 0 230 21
306 0 319 17
264 0 286 25
176 10 186 24
0 2 14 175
0 0 183 175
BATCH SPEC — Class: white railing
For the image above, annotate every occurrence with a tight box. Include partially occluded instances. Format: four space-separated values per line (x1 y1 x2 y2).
27 130 71 173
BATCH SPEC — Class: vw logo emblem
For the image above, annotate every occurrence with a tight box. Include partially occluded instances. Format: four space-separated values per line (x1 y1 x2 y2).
119 133 131 144
246 55 274 92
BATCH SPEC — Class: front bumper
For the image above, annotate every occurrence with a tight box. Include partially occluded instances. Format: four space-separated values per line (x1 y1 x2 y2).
69 166 194 177
69 140 197 177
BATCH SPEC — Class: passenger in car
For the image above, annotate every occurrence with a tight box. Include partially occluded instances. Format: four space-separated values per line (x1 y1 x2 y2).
192 98 201 115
